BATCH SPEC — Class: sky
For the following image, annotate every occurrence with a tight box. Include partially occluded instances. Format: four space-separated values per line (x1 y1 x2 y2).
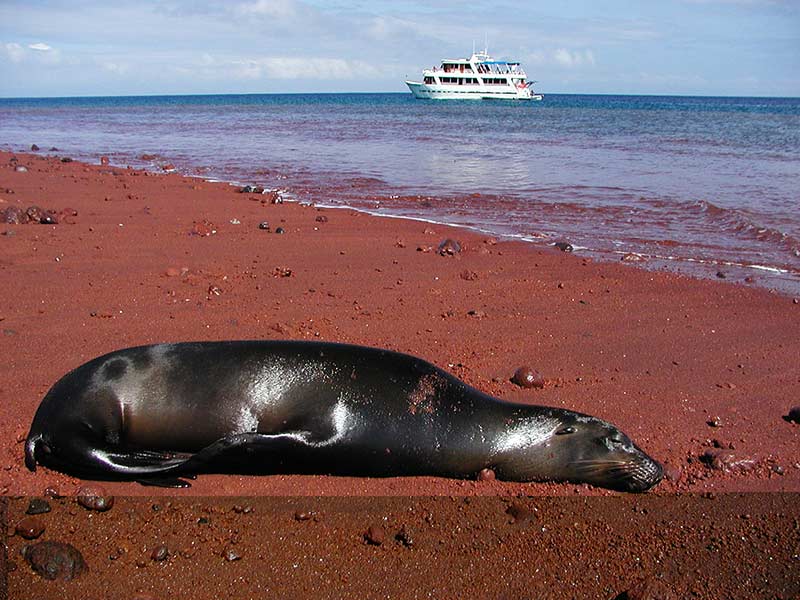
1 0 798 97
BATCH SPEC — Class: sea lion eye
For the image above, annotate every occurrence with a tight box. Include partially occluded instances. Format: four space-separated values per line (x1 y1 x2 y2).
608 436 624 445
555 426 576 435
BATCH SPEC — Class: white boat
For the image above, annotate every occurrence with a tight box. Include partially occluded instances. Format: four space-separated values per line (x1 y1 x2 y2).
406 49 543 101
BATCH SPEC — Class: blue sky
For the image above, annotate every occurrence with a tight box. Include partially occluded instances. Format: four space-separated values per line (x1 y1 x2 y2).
1 0 798 97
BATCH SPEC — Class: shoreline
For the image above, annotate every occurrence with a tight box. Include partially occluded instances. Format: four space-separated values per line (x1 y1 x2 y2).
1 150 799 497
8 140 800 297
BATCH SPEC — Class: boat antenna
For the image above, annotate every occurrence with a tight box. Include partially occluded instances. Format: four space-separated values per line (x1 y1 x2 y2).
484 32 488 55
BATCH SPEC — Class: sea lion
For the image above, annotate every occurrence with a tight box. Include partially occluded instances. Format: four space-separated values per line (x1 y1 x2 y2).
25 341 663 491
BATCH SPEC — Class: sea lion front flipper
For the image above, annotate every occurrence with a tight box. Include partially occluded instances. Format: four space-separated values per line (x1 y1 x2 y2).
178 431 319 472
89 448 194 476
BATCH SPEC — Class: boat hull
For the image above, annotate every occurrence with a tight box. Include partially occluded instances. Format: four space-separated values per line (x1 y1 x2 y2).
406 81 540 101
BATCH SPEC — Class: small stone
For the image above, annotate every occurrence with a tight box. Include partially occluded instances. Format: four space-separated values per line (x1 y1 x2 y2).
511 366 545 389
14 165 28 173
274 227 285 234
786 406 800 424
395 525 414 547
364 525 384 545
554 241 573 252
150 545 169 562
190 220 216 236
707 417 723 428
294 510 315 521
621 253 645 262
26 498 51 515
100 156 109 165
258 221 270 230
315 215 328 223
40 211 59 225
76 486 114 512
26 206 44 222
437 238 461 256
22 541 87 581
477 468 496 482
700 450 757 473
222 547 241 561
60 157 73 163
715 271 727 279
31 144 40 151
460 270 478 281
15 517 45 540
43 487 62 499
506 503 533 524
161 163 175 171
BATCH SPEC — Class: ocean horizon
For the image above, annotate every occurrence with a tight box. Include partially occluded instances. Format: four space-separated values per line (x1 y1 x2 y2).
2 92 799 293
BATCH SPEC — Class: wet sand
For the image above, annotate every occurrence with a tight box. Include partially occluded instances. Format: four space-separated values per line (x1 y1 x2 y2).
1 151 798 598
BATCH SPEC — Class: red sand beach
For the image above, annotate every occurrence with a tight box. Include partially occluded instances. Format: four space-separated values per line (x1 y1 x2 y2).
1 151 798 598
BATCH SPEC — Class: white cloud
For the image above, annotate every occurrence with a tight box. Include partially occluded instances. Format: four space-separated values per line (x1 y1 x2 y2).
3 42 25 63
28 42 51 51
235 0 299 19
230 56 380 80
553 49 596 68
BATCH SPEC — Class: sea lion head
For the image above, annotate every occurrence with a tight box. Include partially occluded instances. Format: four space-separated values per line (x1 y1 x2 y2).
547 415 663 492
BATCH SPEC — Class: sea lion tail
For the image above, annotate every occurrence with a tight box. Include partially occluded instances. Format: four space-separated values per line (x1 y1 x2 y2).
24 432 43 472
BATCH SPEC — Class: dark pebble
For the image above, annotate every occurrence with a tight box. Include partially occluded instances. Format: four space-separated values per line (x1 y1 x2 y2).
437 238 461 256
715 271 727 279
232 505 253 514
239 185 264 194
40 211 59 225
60 157 73 163
22 541 87 581
315 215 328 223
294 510 315 521
26 498 51 515
511 366 545 389
31 144 40 151
150 544 169 562
258 221 270 230
274 227 285 234
76 486 114 512
395 525 414 547
15 517 46 540
506 503 534 524
554 241 573 252
364 525 385 545
477 468 496 481
786 406 800 424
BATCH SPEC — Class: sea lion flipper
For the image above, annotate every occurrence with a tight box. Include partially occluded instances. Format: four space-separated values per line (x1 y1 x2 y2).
90 448 193 476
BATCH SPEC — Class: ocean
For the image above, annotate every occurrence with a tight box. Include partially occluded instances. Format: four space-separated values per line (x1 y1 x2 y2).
1 93 798 293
